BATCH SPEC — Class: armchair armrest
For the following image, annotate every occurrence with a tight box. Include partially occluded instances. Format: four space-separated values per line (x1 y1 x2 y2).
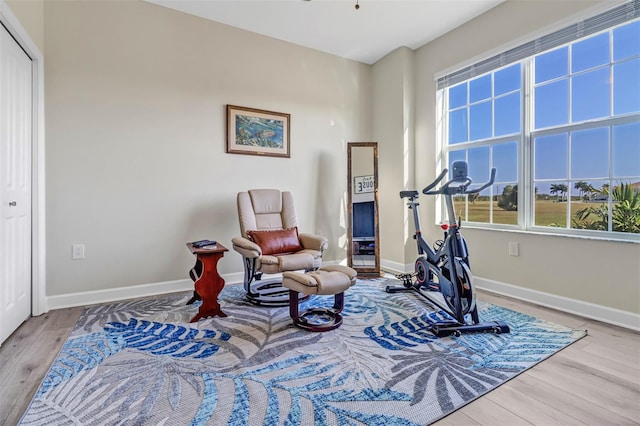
298 233 328 252
232 236 262 258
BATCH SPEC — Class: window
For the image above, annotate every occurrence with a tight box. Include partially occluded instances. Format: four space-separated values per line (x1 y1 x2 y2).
437 2 640 240
445 63 521 225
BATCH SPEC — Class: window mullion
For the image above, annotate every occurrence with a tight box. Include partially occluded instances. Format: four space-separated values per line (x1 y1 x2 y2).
522 58 533 230
566 131 572 229
436 90 444 225
568 43 573 125
608 126 614 232
609 30 614 118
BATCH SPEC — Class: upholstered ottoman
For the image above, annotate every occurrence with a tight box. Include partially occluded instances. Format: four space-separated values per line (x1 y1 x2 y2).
282 265 357 331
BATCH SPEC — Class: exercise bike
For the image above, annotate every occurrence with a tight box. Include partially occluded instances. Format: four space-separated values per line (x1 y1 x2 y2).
386 161 510 337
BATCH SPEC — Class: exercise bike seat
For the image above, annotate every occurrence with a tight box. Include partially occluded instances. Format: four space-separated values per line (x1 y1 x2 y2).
400 190 419 199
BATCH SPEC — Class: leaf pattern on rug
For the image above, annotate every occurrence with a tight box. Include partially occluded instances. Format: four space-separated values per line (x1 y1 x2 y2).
365 299 584 410
458 303 586 370
360 309 506 410
295 334 395 389
202 354 418 426
87 307 329 422
363 313 439 350
89 352 215 423
35 332 123 397
21 279 587 426
384 343 509 410
73 294 193 334
292 281 444 389
104 318 230 359
199 306 326 373
20 366 141 425
306 278 430 326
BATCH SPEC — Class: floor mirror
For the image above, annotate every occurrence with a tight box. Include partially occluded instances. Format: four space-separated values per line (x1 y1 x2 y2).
347 142 380 276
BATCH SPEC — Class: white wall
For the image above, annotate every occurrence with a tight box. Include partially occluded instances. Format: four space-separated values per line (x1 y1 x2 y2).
37 0 371 298
372 47 416 271
8 0 639 324
5 0 43 53
374 0 640 319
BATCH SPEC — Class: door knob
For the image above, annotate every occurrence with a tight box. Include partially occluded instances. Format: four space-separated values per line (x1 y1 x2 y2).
8 201 16 206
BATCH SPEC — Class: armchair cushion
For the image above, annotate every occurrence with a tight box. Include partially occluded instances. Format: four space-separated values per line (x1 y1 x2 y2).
298 233 329 252
231 236 262 258
247 227 303 256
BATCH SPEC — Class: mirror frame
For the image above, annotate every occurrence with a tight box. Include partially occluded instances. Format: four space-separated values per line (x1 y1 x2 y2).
347 142 380 276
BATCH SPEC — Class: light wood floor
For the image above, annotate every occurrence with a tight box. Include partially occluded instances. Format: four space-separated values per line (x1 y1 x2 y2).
1 291 638 426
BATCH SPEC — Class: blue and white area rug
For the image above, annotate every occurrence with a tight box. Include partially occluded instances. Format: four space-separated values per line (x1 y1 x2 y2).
20 278 586 425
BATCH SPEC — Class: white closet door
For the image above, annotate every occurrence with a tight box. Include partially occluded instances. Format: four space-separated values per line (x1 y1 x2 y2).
0 23 32 344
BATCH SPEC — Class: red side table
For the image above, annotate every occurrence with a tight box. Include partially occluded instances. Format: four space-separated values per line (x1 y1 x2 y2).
186 242 229 322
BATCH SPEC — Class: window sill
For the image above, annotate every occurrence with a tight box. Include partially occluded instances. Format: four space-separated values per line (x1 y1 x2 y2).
459 223 640 244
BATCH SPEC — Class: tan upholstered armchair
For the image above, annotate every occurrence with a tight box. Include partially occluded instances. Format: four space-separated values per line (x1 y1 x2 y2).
232 189 328 305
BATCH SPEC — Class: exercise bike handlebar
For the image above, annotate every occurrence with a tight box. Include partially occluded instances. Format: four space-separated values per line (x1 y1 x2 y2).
465 168 497 194
422 169 449 194
422 167 497 196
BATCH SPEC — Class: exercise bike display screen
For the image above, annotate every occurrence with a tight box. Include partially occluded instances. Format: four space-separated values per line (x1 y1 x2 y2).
452 161 468 180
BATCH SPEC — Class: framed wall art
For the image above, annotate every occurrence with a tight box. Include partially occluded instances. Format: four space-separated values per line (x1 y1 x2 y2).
226 105 290 158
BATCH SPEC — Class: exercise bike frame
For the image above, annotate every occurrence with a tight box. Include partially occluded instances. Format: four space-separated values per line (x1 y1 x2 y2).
386 162 510 337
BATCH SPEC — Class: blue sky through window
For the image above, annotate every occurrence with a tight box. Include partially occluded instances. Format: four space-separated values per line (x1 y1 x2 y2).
448 20 639 189
613 122 640 177
444 19 639 233
533 22 639 187
571 128 609 179
572 33 609 72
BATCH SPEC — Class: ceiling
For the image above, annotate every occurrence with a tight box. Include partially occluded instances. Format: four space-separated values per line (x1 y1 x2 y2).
145 0 505 65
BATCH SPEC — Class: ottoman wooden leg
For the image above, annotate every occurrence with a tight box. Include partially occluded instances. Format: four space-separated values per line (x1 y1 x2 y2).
283 267 356 332
288 290 344 332
289 290 302 323
332 292 344 313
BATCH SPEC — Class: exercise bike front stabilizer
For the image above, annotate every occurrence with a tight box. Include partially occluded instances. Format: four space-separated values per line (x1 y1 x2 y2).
386 161 510 338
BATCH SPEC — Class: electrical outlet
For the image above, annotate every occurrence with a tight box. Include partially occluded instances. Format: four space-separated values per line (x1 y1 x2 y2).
508 242 519 257
72 244 85 260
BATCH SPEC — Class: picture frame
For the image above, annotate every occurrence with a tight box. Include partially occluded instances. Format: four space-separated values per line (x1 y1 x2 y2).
226 105 290 158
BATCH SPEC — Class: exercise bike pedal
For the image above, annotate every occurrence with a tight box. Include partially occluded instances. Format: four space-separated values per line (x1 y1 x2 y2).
393 273 415 289
395 273 413 279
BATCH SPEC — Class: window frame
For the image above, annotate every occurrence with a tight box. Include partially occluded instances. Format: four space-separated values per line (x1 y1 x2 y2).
437 14 640 243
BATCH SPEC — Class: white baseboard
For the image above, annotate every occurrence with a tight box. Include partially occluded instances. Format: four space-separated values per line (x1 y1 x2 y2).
476 277 640 332
43 261 373 311
380 260 639 331
47 271 246 310
45 265 639 332
46 279 195 310
380 259 407 275
223 272 244 286
45 266 348 311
